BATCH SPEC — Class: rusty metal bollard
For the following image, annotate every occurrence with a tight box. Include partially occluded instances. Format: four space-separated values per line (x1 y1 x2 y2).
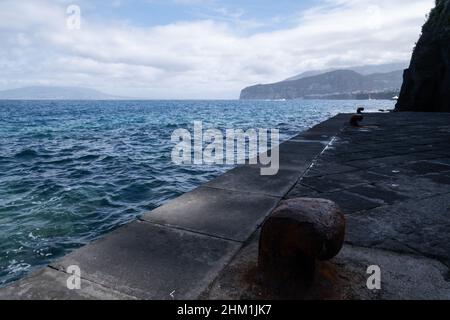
259 198 346 284
350 107 365 127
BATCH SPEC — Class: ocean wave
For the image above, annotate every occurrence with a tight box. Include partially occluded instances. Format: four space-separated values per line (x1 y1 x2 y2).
14 149 39 159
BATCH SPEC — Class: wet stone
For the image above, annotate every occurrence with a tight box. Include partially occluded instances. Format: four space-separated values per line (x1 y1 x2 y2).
368 165 418 177
300 171 385 193
431 158 450 166
374 175 450 200
205 165 302 197
345 194 450 264
141 186 280 242
308 191 382 214
0 268 136 300
50 221 240 300
285 184 319 199
346 184 410 205
424 173 450 185
403 161 450 175
346 153 441 169
304 162 358 177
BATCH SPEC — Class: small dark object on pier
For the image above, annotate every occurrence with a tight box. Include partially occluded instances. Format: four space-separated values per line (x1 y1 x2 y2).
350 115 364 127
350 107 365 127
258 198 346 287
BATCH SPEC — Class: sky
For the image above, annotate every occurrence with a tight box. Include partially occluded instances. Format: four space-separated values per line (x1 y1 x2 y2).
0 0 435 99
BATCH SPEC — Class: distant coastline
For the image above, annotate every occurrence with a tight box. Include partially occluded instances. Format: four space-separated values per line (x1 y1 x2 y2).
0 86 128 101
241 92 398 101
240 63 405 101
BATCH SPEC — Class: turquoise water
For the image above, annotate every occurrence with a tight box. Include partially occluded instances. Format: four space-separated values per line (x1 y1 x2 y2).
0 99 394 285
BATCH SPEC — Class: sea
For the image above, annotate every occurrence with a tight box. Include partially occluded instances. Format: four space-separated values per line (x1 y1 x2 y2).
0 99 395 286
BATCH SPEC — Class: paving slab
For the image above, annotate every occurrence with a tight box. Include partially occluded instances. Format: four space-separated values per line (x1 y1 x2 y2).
278 140 327 157
373 175 450 200
50 221 240 300
205 165 302 197
301 171 386 193
367 165 418 178
346 184 410 205
289 138 330 144
251 140 326 172
431 158 450 166
283 184 319 199
424 172 450 185
141 186 280 242
345 194 450 263
344 153 442 169
332 245 450 300
403 161 450 175
308 190 382 214
0 267 136 300
292 132 334 142
285 184 383 214
305 162 359 177
274 141 326 171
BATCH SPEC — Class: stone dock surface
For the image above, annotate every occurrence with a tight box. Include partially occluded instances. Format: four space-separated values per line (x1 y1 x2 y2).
1 112 450 300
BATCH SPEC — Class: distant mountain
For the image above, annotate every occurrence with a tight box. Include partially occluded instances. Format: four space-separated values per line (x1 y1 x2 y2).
285 62 408 81
240 69 403 100
0 86 126 100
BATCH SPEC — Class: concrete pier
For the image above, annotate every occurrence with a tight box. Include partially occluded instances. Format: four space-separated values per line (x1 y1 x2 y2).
1 112 450 300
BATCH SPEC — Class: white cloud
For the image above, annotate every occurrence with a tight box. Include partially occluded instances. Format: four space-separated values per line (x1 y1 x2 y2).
0 0 435 98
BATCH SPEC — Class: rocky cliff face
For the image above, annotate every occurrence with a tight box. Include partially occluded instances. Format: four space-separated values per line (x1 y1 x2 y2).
396 0 450 112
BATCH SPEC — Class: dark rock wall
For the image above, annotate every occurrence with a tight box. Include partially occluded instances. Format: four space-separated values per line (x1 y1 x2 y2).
396 0 450 112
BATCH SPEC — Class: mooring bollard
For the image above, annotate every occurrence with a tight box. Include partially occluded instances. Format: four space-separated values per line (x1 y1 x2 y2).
350 107 365 127
259 198 346 284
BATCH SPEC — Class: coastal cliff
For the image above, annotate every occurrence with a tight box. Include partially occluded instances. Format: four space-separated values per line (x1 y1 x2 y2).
240 70 402 100
396 0 450 112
